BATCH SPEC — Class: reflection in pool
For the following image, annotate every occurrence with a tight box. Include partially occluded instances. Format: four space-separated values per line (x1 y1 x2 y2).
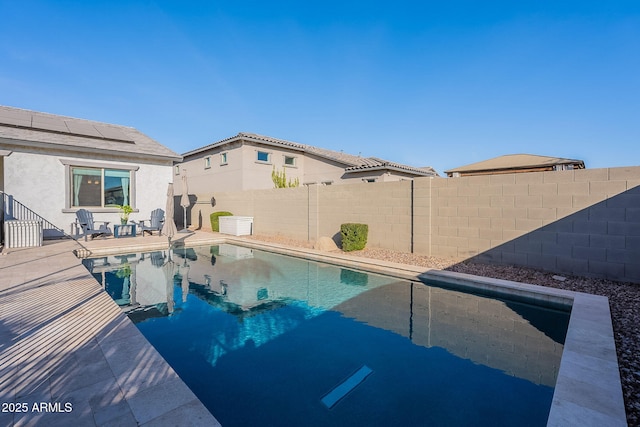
84 244 570 427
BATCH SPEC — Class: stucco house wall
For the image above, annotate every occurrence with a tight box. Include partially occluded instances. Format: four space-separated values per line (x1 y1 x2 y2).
4 150 172 235
240 142 304 190
299 153 348 185
176 141 243 193
4 151 67 230
177 132 437 197
0 105 181 240
178 141 309 194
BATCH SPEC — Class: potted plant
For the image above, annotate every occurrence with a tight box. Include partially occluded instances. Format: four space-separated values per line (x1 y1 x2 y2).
117 205 134 225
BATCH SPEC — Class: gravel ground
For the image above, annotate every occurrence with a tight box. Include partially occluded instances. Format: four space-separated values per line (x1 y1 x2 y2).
247 234 640 425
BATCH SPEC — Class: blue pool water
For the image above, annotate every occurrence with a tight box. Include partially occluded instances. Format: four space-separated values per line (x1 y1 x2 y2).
84 244 570 426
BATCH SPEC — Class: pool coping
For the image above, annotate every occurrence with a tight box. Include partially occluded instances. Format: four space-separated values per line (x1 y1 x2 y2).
78 235 628 426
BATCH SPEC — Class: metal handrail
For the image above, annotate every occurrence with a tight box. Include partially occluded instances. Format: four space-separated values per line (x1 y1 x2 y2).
1 191 67 240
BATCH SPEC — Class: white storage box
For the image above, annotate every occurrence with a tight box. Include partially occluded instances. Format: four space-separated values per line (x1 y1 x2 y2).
3 220 43 248
219 216 253 236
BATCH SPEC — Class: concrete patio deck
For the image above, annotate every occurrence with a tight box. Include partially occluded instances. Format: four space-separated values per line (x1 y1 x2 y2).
0 232 221 427
0 230 628 426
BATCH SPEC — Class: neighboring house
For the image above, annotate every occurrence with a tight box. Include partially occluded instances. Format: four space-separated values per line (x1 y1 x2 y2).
178 132 438 194
0 105 181 239
444 154 585 177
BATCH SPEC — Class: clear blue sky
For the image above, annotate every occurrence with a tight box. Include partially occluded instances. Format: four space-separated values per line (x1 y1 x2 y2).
1 1 638 175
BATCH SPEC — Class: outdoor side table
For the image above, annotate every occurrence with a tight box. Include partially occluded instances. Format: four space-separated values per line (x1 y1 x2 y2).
114 223 136 238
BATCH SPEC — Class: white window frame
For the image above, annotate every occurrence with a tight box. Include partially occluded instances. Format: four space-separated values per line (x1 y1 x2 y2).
220 152 228 165
283 155 297 167
204 156 211 169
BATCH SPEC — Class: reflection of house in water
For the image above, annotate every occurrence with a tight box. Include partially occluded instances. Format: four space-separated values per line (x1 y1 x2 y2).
83 250 176 318
86 244 567 386
163 245 567 383
166 244 399 367
184 244 394 312
188 282 287 320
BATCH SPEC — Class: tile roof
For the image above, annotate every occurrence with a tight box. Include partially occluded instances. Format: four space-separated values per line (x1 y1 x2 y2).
183 132 438 177
445 154 585 174
0 105 181 161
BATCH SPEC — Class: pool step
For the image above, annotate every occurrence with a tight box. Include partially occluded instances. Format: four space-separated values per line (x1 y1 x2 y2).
321 365 373 409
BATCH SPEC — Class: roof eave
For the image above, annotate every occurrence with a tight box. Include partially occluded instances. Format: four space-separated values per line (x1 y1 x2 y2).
0 137 182 163
345 164 435 176
446 161 585 175
182 133 306 157
182 134 356 167
445 157 585 174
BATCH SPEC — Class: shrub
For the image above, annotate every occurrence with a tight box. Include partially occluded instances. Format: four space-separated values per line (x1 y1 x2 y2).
272 166 300 188
340 223 368 252
210 211 233 232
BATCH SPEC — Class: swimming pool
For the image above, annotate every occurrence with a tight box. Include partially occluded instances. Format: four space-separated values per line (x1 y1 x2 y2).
84 243 570 426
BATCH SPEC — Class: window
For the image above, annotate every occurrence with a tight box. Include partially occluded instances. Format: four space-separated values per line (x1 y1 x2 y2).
220 152 228 165
284 155 296 166
204 157 211 169
71 167 131 207
256 151 270 163
363 178 377 183
175 165 180 175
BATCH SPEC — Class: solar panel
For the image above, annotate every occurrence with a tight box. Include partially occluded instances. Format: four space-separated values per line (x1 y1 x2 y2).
64 121 103 138
0 107 135 143
95 125 134 142
0 108 32 127
31 116 69 133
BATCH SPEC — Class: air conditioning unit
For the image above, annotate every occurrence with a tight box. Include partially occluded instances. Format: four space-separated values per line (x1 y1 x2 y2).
3 220 43 248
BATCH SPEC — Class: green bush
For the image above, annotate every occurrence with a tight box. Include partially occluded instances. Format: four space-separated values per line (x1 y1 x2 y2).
340 223 368 252
210 211 233 232
272 166 300 188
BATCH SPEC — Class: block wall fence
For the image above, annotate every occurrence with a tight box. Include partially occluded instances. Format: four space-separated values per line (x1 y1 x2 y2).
189 166 640 283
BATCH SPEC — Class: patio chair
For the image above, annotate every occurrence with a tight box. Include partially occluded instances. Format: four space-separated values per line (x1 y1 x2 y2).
135 208 165 236
75 209 112 241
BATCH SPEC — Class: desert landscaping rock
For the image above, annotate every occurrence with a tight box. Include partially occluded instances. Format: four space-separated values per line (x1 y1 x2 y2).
313 236 340 252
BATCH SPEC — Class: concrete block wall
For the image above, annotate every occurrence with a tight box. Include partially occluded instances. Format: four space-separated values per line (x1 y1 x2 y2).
418 167 640 283
318 181 412 252
252 187 309 240
191 190 254 230
193 165 640 283
192 187 309 240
